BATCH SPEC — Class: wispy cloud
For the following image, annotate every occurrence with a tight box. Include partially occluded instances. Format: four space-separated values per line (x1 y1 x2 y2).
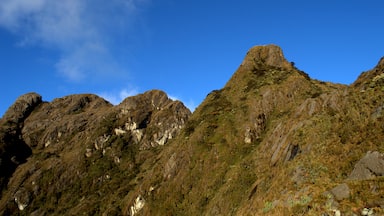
0 0 147 81
100 90 197 111
184 99 197 112
99 87 139 105
168 94 197 112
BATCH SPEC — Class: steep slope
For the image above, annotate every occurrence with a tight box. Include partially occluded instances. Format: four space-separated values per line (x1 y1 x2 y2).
0 93 42 193
125 45 384 215
0 90 191 215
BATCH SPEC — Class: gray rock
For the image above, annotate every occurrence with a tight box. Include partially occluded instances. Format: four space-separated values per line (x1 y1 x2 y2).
164 153 178 180
330 183 350 201
2 92 42 124
30 209 46 216
291 166 306 185
14 188 31 211
349 151 384 180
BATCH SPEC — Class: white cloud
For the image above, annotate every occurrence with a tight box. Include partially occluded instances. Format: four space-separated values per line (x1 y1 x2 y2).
183 99 197 112
119 88 138 100
168 94 197 112
0 0 45 30
99 88 138 105
55 41 123 82
0 0 147 81
168 94 179 102
0 0 89 47
101 90 196 111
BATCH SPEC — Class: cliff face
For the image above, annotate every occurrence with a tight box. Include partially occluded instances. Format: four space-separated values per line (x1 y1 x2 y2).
0 90 191 215
1 45 384 215
0 93 42 192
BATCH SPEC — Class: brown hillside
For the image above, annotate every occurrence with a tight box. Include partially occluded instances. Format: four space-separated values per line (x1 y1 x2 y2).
128 45 384 216
0 90 190 215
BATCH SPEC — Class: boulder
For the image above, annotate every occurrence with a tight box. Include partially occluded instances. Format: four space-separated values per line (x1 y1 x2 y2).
129 195 145 216
348 151 384 180
330 183 350 201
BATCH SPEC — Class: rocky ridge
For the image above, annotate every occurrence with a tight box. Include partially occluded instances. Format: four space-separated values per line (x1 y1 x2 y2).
1 45 384 215
0 90 190 215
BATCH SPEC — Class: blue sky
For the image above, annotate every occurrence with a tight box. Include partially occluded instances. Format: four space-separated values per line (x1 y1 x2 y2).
1 0 384 116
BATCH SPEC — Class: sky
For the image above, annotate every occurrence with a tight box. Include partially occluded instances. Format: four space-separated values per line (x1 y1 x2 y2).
1 0 384 116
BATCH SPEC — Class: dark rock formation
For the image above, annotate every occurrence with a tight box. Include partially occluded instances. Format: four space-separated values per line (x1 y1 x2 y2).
2 92 42 124
0 93 41 192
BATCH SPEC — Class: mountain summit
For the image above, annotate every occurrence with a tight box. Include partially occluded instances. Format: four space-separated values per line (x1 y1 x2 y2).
241 44 293 70
1 45 384 215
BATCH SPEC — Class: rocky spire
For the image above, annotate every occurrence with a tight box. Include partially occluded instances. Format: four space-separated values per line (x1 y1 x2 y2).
240 44 293 70
2 92 42 124
224 44 299 92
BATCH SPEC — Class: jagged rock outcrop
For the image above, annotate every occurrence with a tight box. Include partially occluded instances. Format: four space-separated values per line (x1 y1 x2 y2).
1 45 384 215
117 90 191 149
240 44 294 70
348 151 384 180
2 92 42 124
0 93 42 192
0 90 190 215
330 183 350 201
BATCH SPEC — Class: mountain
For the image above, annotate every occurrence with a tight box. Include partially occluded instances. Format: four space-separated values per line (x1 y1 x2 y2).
1 45 384 215
0 90 191 215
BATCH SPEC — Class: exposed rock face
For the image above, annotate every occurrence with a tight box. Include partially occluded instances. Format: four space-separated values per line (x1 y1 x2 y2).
2 92 42 124
241 44 294 70
349 151 384 180
14 188 30 211
117 90 191 149
0 93 41 192
1 45 384 215
0 90 190 215
330 183 350 201
129 195 145 216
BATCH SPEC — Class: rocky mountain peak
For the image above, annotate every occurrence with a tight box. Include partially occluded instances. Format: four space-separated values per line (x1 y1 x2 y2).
0 93 41 193
119 89 171 110
241 44 293 70
224 45 306 95
0 89 191 215
2 92 42 124
352 56 384 89
378 56 384 67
